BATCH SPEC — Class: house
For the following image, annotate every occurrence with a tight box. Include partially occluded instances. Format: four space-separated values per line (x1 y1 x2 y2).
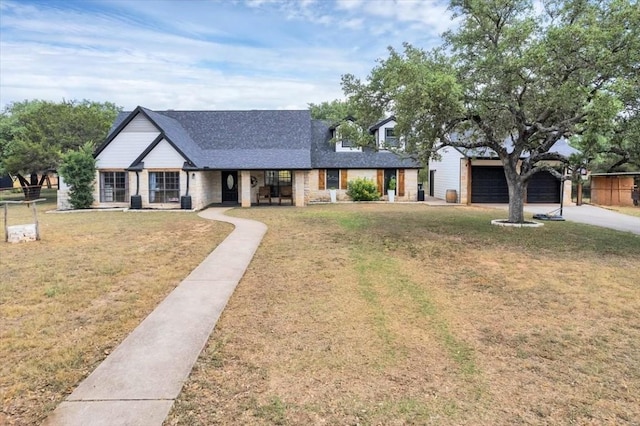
58 107 421 210
428 141 577 205
311 116 418 201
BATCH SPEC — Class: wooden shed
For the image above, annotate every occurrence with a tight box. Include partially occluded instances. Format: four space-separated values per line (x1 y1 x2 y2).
590 172 639 206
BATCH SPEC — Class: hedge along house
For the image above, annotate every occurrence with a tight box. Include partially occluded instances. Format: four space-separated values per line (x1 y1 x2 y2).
57 107 421 210
428 138 577 205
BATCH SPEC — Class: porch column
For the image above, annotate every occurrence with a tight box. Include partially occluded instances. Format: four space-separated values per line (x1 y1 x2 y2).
240 170 251 208
562 179 572 206
294 170 305 207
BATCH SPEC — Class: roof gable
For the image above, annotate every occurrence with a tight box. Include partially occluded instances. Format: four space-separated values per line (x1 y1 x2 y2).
95 107 160 158
369 116 396 132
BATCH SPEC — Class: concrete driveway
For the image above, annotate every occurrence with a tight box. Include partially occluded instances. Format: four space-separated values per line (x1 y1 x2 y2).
486 204 640 235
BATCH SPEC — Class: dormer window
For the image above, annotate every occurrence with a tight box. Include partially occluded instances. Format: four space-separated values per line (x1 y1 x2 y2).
385 128 399 148
333 122 363 153
341 139 355 148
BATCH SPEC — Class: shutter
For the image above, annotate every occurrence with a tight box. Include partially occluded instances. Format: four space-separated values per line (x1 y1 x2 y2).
340 169 348 190
398 169 405 197
377 169 384 195
319 169 326 190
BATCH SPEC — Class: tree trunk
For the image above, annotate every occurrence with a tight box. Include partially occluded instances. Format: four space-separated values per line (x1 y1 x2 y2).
16 173 43 200
504 171 526 223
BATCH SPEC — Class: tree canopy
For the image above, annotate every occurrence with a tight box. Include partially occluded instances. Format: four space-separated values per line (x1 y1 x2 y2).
342 0 640 222
0 99 120 198
308 99 354 122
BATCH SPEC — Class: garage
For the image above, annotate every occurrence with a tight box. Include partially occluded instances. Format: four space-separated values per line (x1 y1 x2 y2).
527 171 561 203
471 166 509 203
471 166 560 203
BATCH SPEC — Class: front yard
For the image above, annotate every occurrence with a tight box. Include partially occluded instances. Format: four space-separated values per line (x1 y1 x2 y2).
169 204 640 425
0 194 232 425
1 200 639 425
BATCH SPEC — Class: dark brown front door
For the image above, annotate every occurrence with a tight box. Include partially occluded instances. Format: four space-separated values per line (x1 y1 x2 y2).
221 171 238 203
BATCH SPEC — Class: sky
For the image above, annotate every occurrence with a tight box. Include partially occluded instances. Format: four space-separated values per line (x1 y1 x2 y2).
0 0 457 111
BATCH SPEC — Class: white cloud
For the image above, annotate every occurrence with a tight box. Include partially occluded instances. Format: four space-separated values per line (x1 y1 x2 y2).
0 0 454 110
336 0 364 11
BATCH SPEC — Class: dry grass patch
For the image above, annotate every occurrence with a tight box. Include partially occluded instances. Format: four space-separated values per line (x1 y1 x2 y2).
600 205 640 218
0 192 232 425
168 204 640 426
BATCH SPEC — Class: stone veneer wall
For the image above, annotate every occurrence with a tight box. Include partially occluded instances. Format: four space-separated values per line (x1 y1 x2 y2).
57 175 72 210
307 169 419 202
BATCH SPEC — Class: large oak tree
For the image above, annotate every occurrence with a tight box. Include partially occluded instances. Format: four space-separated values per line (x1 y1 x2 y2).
342 0 640 223
0 99 120 199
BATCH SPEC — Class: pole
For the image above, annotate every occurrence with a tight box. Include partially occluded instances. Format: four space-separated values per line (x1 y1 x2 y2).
3 203 7 242
560 168 565 216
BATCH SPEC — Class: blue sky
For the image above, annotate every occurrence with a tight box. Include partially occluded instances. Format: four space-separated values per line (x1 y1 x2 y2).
0 0 456 111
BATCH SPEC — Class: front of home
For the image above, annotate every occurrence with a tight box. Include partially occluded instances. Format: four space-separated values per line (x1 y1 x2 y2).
58 107 421 210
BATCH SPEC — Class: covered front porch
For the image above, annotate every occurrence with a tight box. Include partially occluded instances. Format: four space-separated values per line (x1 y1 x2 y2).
189 169 307 209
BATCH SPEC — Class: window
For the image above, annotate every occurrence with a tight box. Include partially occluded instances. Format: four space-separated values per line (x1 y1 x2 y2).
265 170 292 197
149 171 180 203
100 171 128 202
341 139 355 148
385 128 399 147
326 169 340 189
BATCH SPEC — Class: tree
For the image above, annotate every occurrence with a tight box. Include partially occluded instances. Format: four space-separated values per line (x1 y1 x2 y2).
309 99 376 148
342 0 640 223
0 99 121 199
308 99 353 122
58 143 97 209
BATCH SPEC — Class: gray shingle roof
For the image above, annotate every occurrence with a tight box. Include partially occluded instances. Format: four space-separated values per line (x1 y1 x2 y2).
455 137 579 159
311 120 421 169
104 107 421 170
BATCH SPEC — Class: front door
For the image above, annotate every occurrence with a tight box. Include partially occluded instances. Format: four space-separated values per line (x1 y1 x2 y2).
221 171 238 203
384 169 397 195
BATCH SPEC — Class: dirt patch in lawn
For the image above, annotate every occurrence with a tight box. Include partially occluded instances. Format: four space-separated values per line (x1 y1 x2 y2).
167 204 640 425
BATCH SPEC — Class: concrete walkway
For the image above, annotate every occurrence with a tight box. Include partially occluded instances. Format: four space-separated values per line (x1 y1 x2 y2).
43 208 267 426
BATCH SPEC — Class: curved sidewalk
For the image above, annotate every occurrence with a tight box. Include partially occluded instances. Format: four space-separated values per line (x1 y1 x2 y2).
44 208 267 426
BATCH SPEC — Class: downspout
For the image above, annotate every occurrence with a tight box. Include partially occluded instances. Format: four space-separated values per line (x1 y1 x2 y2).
185 170 190 196
135 171 140 195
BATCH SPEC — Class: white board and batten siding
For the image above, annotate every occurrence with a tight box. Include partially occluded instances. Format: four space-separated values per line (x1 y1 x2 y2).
141 139 185 168
95 114 160 168
429 147 464 202
376 119 400 151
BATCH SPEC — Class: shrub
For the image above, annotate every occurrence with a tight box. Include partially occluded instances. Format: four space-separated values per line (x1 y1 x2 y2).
388 176 397 191
58 143 96 209
347 177 380 201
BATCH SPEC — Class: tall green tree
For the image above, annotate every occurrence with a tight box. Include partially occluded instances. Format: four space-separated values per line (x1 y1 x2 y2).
342 0 640 223
0 99 121 199
58 143 97 209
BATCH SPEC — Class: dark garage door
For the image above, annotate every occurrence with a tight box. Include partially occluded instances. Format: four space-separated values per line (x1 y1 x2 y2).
527 171 560 203
472 167 561 203
471 166 509 203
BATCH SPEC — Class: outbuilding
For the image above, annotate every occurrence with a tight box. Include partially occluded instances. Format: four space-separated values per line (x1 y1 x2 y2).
590 172 640 207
